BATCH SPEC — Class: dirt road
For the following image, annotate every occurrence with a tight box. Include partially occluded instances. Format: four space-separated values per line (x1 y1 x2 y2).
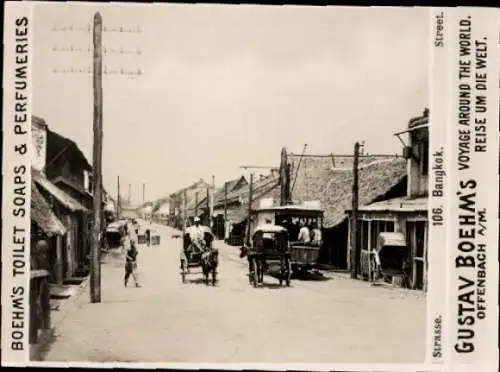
43 221 426 363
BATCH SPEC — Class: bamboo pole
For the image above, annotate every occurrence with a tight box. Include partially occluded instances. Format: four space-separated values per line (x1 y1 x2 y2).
350 142 360 279
90 12 103 303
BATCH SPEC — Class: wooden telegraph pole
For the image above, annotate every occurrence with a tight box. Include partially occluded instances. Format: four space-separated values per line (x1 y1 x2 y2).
206 186 210 226
350 142 360 279
210 175 215 228
183 189 188 231
194 191 199 217
223 181 228 225
90 12 103 303
246 173 254 246
280 148 287 206
117 176 120 219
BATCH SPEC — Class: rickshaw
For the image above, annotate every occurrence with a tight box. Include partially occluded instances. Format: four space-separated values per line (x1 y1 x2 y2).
370 232 410 287
242 224 292 287
247 205 324 276
104 219 128 248
180 225 218 285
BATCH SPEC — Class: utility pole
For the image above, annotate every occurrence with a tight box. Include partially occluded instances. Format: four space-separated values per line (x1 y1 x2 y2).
210 175 215 228
350 142 360 279
90 12 103 303
206 186 210 226
183 189 187 232
223 181 228 226
246 173 254 246
117 175 120 219
194 191 199 217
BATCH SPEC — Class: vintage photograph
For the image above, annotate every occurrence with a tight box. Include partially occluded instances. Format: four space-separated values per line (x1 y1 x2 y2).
28 3 429 364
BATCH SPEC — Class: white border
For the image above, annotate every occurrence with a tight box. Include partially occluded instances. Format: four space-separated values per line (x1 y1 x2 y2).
1 1 34 366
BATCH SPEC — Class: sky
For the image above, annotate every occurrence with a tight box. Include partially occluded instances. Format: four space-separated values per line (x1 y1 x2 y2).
33 3 430 205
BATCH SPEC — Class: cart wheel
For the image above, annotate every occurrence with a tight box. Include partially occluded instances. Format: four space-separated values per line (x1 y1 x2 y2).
251 258 259 288
286 259 292 287
181 259 187 283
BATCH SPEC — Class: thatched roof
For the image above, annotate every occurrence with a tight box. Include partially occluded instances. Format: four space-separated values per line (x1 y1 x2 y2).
31 182 66 236
33 171 89 213
288 155 407 227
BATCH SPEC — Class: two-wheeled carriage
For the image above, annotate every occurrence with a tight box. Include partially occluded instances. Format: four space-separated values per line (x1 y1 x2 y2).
241 224 292 287
180 225 218 285
245 205 325 278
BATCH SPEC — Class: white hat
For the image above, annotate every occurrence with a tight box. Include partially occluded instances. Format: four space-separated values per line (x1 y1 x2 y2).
194 216 200 222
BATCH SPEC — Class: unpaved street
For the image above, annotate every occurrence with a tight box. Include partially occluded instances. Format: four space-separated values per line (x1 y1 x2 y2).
44 221 426 363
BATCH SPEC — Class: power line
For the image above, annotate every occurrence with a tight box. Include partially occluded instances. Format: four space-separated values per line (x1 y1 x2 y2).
53 67 142 76
52 45 142 55
52 24 142 34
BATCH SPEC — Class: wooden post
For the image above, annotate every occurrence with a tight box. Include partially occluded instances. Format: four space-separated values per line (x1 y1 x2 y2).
117 176 120 219
350 142 360 279
210 175 215 228
90 11 103 303
280 148 287 206
246 173 254 246
183 189 187 231
55 235 63 284
206 186 210 226
368 220 372 283
224 181 228 226
194 191 199 217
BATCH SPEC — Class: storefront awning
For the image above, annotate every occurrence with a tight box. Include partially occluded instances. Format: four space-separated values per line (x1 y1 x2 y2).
33 172 88 213
31 183 67 236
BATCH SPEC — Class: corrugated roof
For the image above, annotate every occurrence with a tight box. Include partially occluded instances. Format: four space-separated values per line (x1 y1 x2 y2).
289 155 407 227
31 182 66 236
33 171 88 212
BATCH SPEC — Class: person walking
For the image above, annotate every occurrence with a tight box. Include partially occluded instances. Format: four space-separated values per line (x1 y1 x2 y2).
124 238 141 287
145 227 151 247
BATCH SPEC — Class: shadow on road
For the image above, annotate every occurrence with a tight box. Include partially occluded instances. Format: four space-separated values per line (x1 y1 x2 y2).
290 271 331 281
183 278 218 286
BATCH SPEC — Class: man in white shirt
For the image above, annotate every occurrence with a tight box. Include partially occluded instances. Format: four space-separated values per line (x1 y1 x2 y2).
188 217 206 253
297 219 311 244
311 222 322 246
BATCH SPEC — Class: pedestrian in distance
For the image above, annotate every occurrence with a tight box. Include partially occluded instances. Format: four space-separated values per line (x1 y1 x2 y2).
145 227 151 247
124 238 141 288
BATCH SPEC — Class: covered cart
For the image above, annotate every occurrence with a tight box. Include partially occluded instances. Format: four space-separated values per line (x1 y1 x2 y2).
104 219 128 248
247 204 324 276
180 225 218 285
244 224 292 287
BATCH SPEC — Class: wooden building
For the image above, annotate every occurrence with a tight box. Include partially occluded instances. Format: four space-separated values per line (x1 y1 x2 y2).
33 171 89 281
32 115 93 278
346 108 429 290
